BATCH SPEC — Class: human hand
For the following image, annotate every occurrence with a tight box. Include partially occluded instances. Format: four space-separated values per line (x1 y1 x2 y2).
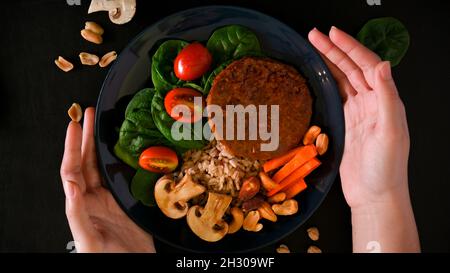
308 27 419 252
60 107 155 253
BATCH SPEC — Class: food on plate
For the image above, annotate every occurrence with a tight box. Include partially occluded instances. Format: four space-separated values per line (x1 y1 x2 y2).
164 88 204 123
113 25 331 242
138 146 178 173
207 57 312 160
174 43 212 81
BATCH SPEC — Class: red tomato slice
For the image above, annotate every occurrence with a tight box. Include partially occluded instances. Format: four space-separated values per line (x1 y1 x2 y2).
174 42 212 81
164 88 204 123
139 146 178 174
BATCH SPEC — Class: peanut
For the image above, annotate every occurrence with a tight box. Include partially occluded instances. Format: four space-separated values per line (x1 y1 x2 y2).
81 29 103 44
54 56 74 72
243 211 263 232
79 52 99 66
303 125 321 145
307 246 322 253
315 133 329 155
85 21 104 35
307 227 320 241
99 51 117 68
68 103 82 122
276 244 290 253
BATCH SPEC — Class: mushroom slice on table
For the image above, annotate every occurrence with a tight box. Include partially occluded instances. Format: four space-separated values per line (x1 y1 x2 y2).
154 174 205 219
187 192 232 242
88 0 136 25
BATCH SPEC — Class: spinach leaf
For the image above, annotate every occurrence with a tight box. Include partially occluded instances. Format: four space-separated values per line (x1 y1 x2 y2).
183 82 204 94
206 25 262 65
357 17 410 67
114 88 170 169
131 168 160 207
151 90 207 150
151 40 189 93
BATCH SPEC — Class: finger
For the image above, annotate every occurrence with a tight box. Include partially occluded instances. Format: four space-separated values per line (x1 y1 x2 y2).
319 52 357 102
81 107 102 189
64 181 101 252
329 26 381 88
308 28 371 93
61 121 86 193
374 61 402 129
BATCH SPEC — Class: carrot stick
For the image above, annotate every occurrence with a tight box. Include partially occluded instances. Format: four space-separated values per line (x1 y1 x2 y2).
283 179 307 199
263 146 303 173
272 145 317 183
267 158 321 197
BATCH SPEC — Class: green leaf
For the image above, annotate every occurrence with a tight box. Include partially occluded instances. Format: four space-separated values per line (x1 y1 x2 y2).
151 40 189 93
182 82 205 94
202 60 233 95
114 88 171 169
357 17 410 67
131 168 160 207
206 25 262 65
151 90 207 150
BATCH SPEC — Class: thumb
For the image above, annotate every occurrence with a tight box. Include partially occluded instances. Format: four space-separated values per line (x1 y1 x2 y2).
374 61 402 129
64 181 101 252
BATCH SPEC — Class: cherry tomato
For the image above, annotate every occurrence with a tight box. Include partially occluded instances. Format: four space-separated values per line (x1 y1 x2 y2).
139 146 178 174
174 42 212 81
164 88 204 123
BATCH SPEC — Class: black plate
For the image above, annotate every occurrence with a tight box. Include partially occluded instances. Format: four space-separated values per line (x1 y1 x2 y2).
95 6 344 252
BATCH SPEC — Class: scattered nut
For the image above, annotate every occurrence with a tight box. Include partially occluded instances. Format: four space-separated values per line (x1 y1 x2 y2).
307 246 322 253
267 192 286 204
228 207 244 234
272 199 298 216
238 177 260 201
276 244 290 253
68 103 82 122
79 52 100 66
99 51 117 68
54 56 74 72
303 125 321 145
81 29 103 44
85 21 104 35
307 227 319 241
243 211 263 232
315 133 329 155
258 201 277 222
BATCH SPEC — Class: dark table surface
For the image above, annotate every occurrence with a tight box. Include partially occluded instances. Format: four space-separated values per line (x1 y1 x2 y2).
1 0 449 253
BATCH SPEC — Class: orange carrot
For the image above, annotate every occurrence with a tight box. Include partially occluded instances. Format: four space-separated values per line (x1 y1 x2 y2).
284 179 308 199
267 158 321 197
263 146 303 173
272 145 317 183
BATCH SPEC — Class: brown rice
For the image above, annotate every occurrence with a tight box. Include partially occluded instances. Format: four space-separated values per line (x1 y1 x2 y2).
176 140 262 198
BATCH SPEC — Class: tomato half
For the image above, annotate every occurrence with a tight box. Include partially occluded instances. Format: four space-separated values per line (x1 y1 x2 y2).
164 88 204 123
174 42 212 81
139 146 178 174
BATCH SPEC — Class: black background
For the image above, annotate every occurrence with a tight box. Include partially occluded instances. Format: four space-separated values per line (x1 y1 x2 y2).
1 0 449 253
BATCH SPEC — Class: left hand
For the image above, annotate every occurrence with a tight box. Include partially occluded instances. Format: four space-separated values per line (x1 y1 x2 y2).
60 107 155 253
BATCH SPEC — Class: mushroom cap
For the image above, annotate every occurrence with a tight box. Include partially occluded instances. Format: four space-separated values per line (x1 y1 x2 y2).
88 0 136 25
154 174 205 219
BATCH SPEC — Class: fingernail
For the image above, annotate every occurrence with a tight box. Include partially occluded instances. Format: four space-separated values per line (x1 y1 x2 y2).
331 26 338 31
64 181 76 198
380 61 392 80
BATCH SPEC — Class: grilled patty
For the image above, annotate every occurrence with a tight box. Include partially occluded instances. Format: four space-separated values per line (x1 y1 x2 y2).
206 57 312 160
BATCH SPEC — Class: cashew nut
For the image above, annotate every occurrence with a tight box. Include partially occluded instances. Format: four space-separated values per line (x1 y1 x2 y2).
257 201 277 222
243 211 263 232
272 199 298 216
267 192 286 204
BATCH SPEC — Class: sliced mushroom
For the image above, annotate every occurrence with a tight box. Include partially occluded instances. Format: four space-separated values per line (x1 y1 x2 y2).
154 174 205 219
186 192 232 242
88 0 136 25
228 207 244 234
